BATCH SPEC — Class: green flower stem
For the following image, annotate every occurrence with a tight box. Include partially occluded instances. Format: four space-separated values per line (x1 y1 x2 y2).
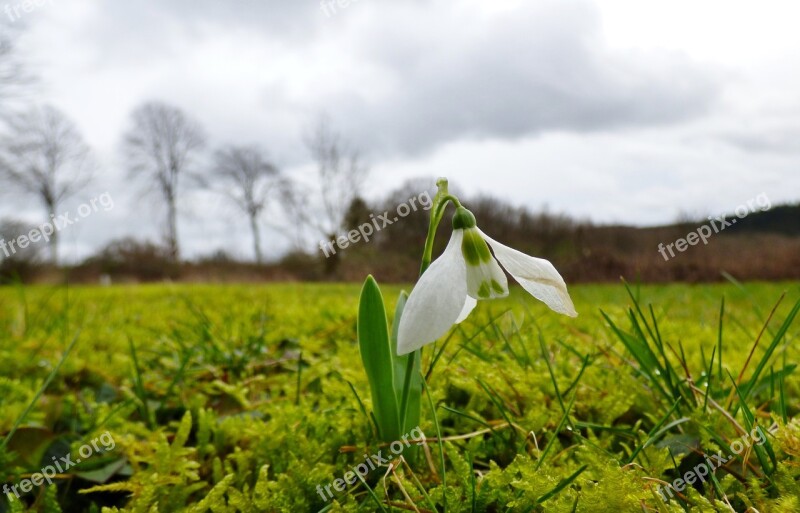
400 352 415 431
419 193 461 275
400 181 461 436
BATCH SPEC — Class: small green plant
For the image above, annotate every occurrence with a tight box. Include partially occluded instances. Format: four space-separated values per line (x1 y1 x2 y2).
357 177 577 446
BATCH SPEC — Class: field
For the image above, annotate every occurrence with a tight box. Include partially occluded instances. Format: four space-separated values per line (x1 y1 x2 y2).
1 281 799 512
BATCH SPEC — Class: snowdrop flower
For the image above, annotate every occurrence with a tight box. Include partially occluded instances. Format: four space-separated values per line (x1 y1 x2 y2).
397 206 577 355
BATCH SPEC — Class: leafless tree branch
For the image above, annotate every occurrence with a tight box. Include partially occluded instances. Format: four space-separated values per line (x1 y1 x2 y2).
0 104 93 264
122 101 206 261
0 25 35 119
211 144 280 263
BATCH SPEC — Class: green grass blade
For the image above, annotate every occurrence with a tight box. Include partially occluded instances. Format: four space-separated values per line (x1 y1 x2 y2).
601 311 672 402
702 344 716 414
563 355 590 396
626 399 683 464
423 375 447 512
728 372 776 477
345 380 373 431
540 334 567 416
477 379 515 431
128 335 154 429
354 471 388 513
441 405 493 430
778 367 787 423
295 351 303 405
717 297 724 380
535 464 588 505
741 297 800 401
536 392 576 471
1 331 80 452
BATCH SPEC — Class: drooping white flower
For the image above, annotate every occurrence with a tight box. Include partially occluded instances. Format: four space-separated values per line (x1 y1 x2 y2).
397 206 577 355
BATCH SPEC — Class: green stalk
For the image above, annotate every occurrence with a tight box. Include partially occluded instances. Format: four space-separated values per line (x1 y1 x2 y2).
399 351 416 431
399 179 459 434
419 190 461 276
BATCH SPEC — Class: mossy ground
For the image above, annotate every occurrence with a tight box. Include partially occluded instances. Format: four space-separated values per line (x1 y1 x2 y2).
0 282 799 512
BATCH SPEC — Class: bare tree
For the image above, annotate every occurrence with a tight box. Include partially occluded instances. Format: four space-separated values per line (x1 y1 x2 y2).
123 101 206 262
293 116 368 274
0 24 34 118
307 117 368 234
0 35 21 106
212 145 280 263
0 104 92 264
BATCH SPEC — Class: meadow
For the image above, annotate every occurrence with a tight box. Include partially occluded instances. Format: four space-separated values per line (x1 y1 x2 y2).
0 281 799 512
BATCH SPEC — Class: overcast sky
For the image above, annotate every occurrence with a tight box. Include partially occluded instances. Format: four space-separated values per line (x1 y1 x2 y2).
2 0 799 262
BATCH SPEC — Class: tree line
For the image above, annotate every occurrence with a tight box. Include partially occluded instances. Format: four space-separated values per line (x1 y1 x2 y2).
0 29 368 270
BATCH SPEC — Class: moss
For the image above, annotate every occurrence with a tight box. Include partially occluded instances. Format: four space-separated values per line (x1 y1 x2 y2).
0 282 797 511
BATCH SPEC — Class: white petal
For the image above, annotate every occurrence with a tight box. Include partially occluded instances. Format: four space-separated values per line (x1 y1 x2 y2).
479 229 577 317
455 296 478 324
397 230 469 355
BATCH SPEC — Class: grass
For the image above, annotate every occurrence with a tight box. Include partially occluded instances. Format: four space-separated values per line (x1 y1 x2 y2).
0 281 799 512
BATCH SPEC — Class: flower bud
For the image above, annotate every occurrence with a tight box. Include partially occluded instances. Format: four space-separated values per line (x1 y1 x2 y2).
452 206 477 230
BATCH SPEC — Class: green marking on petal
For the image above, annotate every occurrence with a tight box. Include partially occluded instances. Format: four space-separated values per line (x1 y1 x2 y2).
461 228 492 266
491 279 504 294
477 282 491 298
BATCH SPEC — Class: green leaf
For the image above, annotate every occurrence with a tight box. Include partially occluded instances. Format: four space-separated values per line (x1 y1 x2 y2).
357 275 401 442
74 457 129 484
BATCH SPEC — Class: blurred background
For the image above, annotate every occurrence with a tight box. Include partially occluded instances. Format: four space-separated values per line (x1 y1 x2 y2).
0 0 798 284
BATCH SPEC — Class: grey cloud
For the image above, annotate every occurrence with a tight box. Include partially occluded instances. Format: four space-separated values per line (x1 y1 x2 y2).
76 1 319 62
314 1 720 156
719 125 800 154
57 1 721 160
